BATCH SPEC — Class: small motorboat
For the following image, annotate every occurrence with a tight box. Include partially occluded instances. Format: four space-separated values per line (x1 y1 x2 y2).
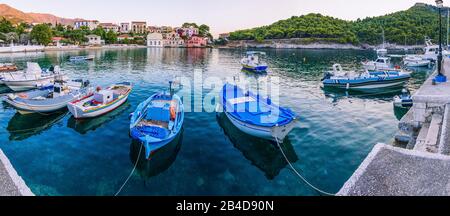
403 55 431 67
322 64 411 90
69 55 95 62
2 62 65 91
129 82 184 159
3 79 91 115
393 89 413 108
67 82 132 119
218 83 297 141
241 51 268 73
362 57 393 71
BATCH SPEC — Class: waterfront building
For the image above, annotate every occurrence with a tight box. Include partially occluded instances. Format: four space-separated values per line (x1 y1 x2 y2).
147 26 162 33
86 34 104 45
131 21 147 34
175 26 199 38
187 35 207 47
147 33 164 47
163 31 185 47
99 23 120 33
74 20 99 30
120 23 130 33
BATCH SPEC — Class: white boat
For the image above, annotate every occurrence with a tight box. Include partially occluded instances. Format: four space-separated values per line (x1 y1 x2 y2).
0 63 18 84
362 57 393 71
69 55 95 62
2 62 65 92
323 64 411 90
421 38 450 61
240 51 268 73
3 79 92 115
67 82 132 119
403 55 431 67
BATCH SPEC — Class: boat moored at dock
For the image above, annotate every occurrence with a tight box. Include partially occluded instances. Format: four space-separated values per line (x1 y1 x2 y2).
218 83 297 142
403 55 431 67
362 57 394 71
69 55 95 62
322 64 411 90
3 79 91 115
67 82 132 119
129 84 184 159
2 62 65 91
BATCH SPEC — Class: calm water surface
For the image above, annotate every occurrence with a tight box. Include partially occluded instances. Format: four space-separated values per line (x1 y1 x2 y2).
0 48 432 195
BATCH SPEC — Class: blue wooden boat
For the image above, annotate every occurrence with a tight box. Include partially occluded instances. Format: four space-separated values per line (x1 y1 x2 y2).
218 83 297 141
130 85 184 158
240 51 268 73
322 64 411 90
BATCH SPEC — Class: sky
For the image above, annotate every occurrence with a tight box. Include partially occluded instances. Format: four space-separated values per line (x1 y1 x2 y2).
1 0 441 37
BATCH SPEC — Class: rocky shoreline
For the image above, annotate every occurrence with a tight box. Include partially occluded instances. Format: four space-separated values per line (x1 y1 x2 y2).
222 38 424 50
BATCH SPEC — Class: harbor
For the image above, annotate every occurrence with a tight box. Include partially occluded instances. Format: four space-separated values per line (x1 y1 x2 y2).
0 48 434 196
2 1 450 198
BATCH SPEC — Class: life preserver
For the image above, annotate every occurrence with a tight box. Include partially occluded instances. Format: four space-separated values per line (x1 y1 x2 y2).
394 65 401 69
170 105 176 121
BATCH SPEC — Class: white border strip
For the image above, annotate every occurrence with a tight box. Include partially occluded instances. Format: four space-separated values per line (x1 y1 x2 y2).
0 149 34 196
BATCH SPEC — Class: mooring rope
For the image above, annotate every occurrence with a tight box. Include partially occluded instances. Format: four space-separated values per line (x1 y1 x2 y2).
275 137 336 196
114 143 143 196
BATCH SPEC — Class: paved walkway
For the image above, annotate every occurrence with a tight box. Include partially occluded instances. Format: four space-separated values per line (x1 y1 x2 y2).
338 144 450 196
0 149 34 196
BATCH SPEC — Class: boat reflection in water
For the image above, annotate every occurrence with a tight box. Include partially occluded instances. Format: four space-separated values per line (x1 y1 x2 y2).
129 128 183 179
322 86 404 103
216 112 298 180
67 102 131 135
6 111 67 141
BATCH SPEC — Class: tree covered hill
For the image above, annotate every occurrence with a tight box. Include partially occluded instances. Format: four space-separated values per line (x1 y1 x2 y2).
229 3 449 45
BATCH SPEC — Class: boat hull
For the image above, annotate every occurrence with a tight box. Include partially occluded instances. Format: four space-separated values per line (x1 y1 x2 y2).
223 110 296 141
242 64 268 72
323 77 410 90
3 77 55 91
404 61 430 67
4 97 74 114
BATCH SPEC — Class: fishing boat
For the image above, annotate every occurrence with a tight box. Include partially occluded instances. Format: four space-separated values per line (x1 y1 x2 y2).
130 82 184 158
67 82 132 119
393 89 413 108
2 62 65 91
322 64 411 90
403 55 431 67
129 82 184 159
218 83 297 142
240 51 268 72
69 55 95 62
3 79 91 115
362 57 393 71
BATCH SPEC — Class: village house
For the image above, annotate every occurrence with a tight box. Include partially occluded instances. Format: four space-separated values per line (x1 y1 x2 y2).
120 23 130 33
186 35 207 47
163 31 185 47
86 34 104 45
74 20 99 30
175 26 199 38
99 23 120 33
147 33 164 47
131 21 147 34
147 26 162 33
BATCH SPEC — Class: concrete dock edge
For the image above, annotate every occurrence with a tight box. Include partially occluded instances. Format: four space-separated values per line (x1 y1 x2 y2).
0 149 34 196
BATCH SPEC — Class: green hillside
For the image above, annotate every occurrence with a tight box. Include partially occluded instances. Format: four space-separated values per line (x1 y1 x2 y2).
229 3 448 45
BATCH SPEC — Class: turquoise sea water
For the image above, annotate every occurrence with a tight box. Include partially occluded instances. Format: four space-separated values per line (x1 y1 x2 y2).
0 48 432 195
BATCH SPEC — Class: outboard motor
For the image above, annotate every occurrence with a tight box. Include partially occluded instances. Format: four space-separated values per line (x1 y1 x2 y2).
321 72 332 81
83 80 90 88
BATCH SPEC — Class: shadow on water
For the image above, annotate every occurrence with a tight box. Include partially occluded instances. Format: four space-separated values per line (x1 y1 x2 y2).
129 128 184 180
0 85 12 95
216 112 298 180
67 102 131 135
6 111 67 141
